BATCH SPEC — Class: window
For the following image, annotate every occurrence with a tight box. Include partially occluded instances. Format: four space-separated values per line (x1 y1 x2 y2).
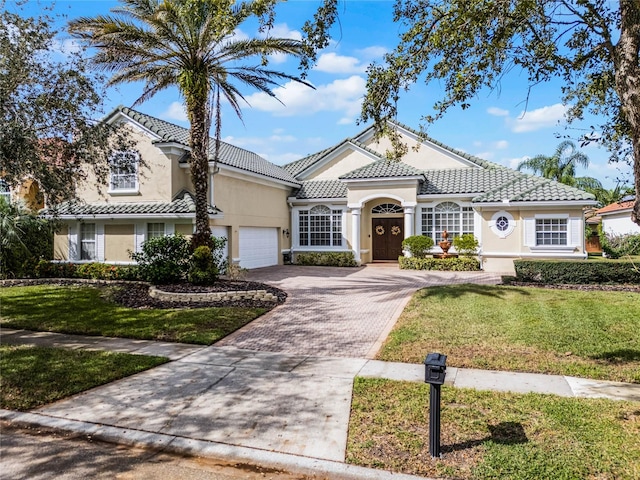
0 180 10 204
372 203 403 214
490 210 515 238
147 223 165 239
299 205 343 247
421 202 474 242
536 218 568 246
80 223 96 260
109 151 139 192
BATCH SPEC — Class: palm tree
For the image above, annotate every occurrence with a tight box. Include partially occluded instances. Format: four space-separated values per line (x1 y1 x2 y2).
517 140 603 192
592 183 635 208
69 0 309 248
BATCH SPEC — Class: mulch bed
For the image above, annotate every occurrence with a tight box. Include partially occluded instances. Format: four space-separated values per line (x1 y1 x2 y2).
505 282 640 293
1 278 287 310
113 280 287 309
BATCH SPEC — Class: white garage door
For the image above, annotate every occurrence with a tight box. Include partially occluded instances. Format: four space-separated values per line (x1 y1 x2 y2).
239 227 278 269
210 226 229 263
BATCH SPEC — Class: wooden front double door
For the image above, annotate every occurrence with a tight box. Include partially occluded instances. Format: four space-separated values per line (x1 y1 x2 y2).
372 218 404 261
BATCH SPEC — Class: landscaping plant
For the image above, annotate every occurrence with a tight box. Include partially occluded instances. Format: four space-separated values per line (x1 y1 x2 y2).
129 234 191 284
452 233 479 256
401 235 434 258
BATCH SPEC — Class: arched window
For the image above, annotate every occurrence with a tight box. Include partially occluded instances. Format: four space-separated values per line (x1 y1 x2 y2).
372 203 403 214
421 202 474 242
298 205 343 247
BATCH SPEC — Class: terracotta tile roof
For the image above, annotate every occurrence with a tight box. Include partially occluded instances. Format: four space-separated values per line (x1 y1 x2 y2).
596 200 635 215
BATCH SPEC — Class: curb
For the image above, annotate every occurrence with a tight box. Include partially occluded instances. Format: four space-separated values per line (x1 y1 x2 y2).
0 409 432 480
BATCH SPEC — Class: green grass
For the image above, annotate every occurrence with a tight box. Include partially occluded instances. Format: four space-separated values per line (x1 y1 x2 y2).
348 378 640 479
0 285 268 344
378 284 640 383
0 345 168 410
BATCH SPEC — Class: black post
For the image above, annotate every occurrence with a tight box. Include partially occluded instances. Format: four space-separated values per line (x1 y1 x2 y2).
429 383 441 458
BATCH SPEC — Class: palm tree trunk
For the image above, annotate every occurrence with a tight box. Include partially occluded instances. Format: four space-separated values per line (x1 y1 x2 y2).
615 1 640 226
187 98 213 249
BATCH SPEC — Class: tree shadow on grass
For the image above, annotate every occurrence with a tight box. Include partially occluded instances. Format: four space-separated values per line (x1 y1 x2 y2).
417 284 532 301
590 349 640 363
442 421 528 453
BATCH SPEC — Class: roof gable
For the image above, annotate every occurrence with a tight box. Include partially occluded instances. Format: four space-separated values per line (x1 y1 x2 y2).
108 106 299 185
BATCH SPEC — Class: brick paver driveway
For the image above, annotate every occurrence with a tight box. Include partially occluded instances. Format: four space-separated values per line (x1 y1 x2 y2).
216 264 504 358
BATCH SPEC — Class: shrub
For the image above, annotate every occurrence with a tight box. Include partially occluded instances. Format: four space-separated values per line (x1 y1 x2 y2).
452 234 479 256
129 234 191 284
401 235 434 258
210 235 229 275
295 251 358 267
600 231 640 258
31 261 139 280
399 256 480 271
514 260 640 285
187 246 219 285
0 198 55 278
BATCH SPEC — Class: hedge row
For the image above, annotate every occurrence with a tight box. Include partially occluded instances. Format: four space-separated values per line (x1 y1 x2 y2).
513 260 640 285
399 256 481 271
295 252 358 267
32 261 140 281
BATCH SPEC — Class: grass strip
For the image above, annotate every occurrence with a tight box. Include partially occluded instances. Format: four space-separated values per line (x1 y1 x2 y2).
0 345 168 410
378 284 640 383
0 285 268 344
348 378 640 479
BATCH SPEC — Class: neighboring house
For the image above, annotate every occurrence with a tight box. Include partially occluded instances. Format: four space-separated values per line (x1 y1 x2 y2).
0 177 44 211
597 197 640 236
48 106 597 273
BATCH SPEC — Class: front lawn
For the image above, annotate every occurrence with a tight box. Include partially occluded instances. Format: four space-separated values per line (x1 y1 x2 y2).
0 285 268 344
378 284 640 383
0 345 167 410
348 378 640 479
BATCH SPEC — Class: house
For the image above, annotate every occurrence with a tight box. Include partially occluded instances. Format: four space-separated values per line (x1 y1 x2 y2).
49 106 597 273
597 196 640 236
0 177 45 211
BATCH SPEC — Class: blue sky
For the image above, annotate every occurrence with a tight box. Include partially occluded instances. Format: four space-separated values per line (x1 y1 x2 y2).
18 0 633 189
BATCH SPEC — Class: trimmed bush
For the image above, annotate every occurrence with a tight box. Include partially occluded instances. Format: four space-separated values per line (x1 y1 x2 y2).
600 231 640 259
32 261 139 280
295 251 358 267
129 234 191 284
514 259 640 284
187 246 219 285
401 235 434 258
452 233 479 256
399 256 480 271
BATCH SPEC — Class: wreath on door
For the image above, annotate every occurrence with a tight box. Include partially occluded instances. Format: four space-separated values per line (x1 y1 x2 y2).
375 225 385 235
391 226 401 236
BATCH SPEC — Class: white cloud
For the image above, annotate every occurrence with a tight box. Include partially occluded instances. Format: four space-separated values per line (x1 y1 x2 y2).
52 38 82 55
314 52 368 74
494 140 509 150
487 107 509 117
506 155 530 170
337 117 354 125
474 151 495 160
509 103 569 133
243 75 366 119
258 24 302 64
161 102 188 122
356 46 388 60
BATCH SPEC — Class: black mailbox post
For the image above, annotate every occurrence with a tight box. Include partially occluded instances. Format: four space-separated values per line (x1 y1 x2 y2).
424 352 447 458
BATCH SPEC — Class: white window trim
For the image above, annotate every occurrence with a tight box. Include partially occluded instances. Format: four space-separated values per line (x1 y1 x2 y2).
418 202 476 248
108 150 140 195
292 205 347 250
489 210 516 239
524 214 580 252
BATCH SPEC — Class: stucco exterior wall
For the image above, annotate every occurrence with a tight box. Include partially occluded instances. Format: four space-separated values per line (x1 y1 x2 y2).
212 173 291 262
602 212 640 235
347 185 418 207
53 224 69 261
104 224 134 262
306 149 374 180
76 127 178 203
363 134 468 170
175 223 194 237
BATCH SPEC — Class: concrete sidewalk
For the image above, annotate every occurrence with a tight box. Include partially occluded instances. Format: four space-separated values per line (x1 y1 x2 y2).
2 328 639 478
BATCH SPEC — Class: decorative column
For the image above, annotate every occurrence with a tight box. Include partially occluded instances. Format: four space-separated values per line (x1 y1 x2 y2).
404 206 415 238
351 207 361 263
